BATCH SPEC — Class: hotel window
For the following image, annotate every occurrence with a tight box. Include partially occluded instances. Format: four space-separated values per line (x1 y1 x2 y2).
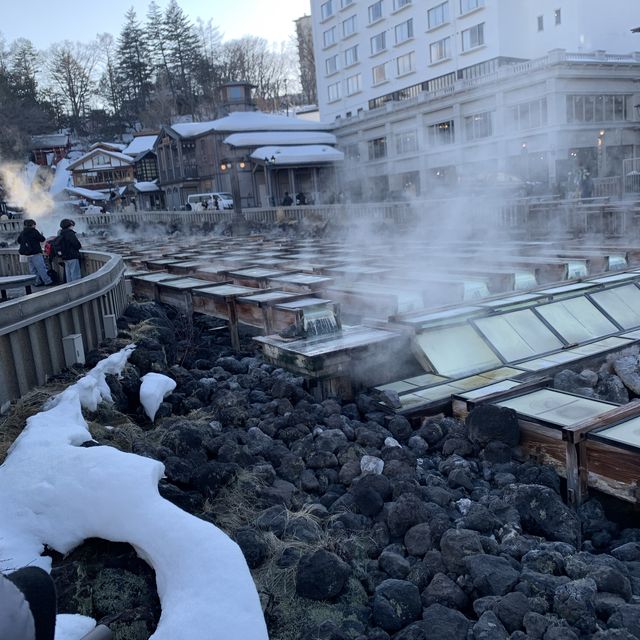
321 0 334 20
461 23 484 51
566 94 630 123
343 15 357 37
344 44 359 66
509 98 548 130
428 2 449 29
341 0 354 7
537 15 544 31
396 130 418 154
396 51 415 75
368 0 383 23
428 120 455 145
554 9 561 25
464 111 492 140
372 62 388 84
370 31 386 54
346 73 362 95
323 26 336 47
460 0 483 14
344 143 360 160
430 37 451 63
393 0 411 8
328 81 341 102
368 136 387 160
394 18 413 44
325 54 339 75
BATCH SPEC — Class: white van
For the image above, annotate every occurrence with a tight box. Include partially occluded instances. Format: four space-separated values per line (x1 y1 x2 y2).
186 193 233 211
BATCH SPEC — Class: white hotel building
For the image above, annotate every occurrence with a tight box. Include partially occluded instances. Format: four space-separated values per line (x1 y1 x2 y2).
310 0 640 199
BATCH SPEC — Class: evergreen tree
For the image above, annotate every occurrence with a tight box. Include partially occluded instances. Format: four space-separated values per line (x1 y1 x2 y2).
147 0 176 106
116 8 153 125
163 0 202 116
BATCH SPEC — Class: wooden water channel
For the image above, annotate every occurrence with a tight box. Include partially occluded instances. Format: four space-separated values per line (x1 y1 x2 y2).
5 218 640 506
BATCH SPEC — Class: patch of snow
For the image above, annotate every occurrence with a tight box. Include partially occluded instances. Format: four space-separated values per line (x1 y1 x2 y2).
140 372 177 421
0 344 268 640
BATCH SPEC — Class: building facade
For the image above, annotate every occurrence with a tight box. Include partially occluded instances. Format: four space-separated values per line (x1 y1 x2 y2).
310 0 640 198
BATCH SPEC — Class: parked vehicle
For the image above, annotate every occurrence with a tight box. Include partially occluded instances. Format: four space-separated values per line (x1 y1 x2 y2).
186 192 233 211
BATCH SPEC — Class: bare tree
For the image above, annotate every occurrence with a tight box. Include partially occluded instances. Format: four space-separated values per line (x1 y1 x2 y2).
295 16 317 105
96 33 122 120
46 41 97 133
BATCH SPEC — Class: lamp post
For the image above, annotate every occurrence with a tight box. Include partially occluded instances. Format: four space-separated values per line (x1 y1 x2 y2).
597 129 606 177
220 158 247 235
264 155 276 207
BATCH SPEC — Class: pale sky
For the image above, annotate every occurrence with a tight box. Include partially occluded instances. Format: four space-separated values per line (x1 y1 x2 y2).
0 0 311 49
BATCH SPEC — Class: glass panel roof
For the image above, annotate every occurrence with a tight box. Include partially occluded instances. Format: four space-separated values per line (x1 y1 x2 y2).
458 379 523 400
536 297 618 343
474 309 563 362
590 285 640 329
414 325 502 377
495 389 615 427
593 416 640 449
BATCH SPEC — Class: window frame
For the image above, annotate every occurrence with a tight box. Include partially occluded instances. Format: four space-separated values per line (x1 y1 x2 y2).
344 44 359 66
429 36 451 63
370 31 387 55
321 0 334 20
394 18 414 44
461 22 484 51
323 26 337 47
428 2 450 30
396 50 415 75
368 0 383 23
342 14 357 37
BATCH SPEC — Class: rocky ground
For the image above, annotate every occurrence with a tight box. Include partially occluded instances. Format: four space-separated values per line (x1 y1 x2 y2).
19 300 640 640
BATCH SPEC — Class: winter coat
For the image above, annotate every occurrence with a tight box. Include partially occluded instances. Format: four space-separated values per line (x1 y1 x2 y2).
57 228 82 260
0 572 35 639
16 228 45 256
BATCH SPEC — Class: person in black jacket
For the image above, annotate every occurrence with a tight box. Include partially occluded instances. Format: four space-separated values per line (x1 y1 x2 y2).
57 218 82 282
16 219 53 286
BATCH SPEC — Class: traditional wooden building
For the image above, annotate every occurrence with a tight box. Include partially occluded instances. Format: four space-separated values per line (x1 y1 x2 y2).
67 148 135 192
30 133 71 166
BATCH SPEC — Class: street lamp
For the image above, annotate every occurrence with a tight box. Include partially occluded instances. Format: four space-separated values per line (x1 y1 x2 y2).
219 157 246 234
264 155 277 207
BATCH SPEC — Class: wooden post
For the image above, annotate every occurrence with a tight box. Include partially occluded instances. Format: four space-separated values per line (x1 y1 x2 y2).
227 298 241 352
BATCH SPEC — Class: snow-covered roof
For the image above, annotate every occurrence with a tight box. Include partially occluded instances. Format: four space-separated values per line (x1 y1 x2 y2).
30 133 69 149
64 186 108 201
90 141 127 152
133 181 160 193
224 131 336 148
251 145 344 165
167 111 330 139
212 111 328 132
67 149 134 171
123 135 158 157
170 122 220 137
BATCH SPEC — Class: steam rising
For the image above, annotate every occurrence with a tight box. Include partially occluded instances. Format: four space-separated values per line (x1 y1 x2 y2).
0 161 55 219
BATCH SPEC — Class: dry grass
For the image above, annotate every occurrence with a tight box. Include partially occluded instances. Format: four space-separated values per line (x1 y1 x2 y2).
205 471 374 640
0 382 71 463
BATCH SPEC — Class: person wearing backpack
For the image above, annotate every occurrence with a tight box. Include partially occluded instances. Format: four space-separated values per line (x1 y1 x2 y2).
16 219 53 287
57 219 82 282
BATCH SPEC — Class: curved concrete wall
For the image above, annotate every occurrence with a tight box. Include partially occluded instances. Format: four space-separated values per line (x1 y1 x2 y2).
0 249 128 409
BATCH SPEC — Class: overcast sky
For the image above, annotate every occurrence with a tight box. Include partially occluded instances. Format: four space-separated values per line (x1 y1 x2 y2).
1 0 311 49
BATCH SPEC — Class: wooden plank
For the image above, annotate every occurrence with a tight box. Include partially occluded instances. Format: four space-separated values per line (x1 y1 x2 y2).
563 399 640 442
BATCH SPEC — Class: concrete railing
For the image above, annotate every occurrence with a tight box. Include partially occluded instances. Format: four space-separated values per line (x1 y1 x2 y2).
0 249 128 409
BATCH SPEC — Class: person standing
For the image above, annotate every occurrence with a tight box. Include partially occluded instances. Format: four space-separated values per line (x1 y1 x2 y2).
57 219 82 282
282 192 293 206
16 219 53 286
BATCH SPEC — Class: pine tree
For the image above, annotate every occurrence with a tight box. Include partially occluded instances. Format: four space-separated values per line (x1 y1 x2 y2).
147 0 176 106
116 8 153 124
163 0 202 116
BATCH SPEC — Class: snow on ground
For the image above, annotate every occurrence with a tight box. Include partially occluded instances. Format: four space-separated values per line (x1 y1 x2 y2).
0 345 268 640
140 372 177 421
